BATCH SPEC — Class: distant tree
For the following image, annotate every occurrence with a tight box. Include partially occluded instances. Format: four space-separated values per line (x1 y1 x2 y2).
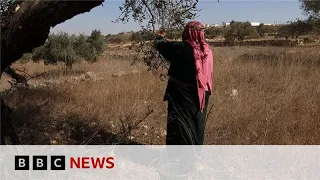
290 19 313 38
105 34 123 44
87 29 106 55
308 17 320 34
300 0 320 18
278 19 313 39
205 27 225 39
300 0 320 34
73 34 87 49
278 25 291 39
32 45 48 63
44 32 79 69
166 28 183 39
130 32 139 42
131 29 155 42
18 53 33 63
225 21 259 42
264 25 279 35
256 23 265 37
77 42 98 63
32 29 107 67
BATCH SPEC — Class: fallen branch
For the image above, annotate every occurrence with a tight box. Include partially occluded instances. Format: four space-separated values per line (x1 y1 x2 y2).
12 68 47 80
118 106 154 144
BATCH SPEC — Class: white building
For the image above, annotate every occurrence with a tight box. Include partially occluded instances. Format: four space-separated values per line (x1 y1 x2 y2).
250 22 274 26
204 23 222 28
222 22 230 27
204 22 274 28
250 22 262 26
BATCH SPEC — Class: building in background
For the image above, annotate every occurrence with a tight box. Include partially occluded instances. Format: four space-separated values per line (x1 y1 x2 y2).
250 22 261 26
222 22 230 27
204 21 277 28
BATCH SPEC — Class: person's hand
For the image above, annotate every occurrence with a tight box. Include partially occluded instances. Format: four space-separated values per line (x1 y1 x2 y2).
157 28 166 37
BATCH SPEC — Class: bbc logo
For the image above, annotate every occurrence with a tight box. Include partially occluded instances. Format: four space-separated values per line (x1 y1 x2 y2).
15 156 65 170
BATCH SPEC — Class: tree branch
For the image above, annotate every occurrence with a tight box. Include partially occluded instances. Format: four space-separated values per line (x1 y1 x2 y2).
1 0 104 74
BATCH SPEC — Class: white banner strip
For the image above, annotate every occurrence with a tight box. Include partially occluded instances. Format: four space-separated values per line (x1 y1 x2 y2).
1 145 320 180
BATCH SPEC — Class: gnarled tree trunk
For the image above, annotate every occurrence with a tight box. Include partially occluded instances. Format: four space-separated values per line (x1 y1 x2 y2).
1 0 104 144
1 0 104 73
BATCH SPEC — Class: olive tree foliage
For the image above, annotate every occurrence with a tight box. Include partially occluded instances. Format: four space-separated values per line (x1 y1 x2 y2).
308 17 320 34
117 0 199 31
32 32 78 69
32 30 105 69
1 0 201 73
224 21 259 42
87 29 106 55
300 0 320 19
131 29 155 42
278 19 313 39
205 27 225 39
290 19 313 38
115 0 200 73
256 23 265 37
300 0 320 34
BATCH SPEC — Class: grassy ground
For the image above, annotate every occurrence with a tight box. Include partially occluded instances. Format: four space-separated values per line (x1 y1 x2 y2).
1 46 320 145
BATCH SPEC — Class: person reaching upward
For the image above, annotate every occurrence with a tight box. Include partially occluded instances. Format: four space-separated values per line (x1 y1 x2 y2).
154 21 213 145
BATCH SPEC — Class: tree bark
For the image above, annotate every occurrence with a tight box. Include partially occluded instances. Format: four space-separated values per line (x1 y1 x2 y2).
4 66 27 83
1 0 104 74
1 0 104 144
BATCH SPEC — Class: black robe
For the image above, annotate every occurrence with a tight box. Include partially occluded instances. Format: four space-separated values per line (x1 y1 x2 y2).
154 36 210 145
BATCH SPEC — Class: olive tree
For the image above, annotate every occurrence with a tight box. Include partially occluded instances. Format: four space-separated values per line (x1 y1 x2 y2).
1 0 202 144
225 21 259 42
116 0 200 71
300 0 320 19
300 0 320 34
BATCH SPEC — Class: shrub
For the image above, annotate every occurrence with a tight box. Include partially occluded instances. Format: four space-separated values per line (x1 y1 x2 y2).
205 27 226 39
131 30 155 42
43 32 80 69
77 42 98 63
18 53 33 63
31 30 106 68
87 29 106 54
278 19 313 39
224 21 259 42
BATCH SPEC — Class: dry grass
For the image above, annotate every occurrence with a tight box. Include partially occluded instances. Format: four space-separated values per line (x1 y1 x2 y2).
1 45 320 145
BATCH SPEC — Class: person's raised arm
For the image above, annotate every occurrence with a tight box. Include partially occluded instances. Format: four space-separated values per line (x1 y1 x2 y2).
154 30 182 61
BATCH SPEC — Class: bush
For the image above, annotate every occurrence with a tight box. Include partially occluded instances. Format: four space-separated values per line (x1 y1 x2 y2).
165 28 182 40
106 32 132 44
131 30 155 41
18 53 33 63
43 32 80 69
308 17 320 35
278 19 313 39
31 30 106 69
87 29 106 54
224 21 259 42
205 27 226 39
73 34 87 49
106 35 124 43
77 42 98 63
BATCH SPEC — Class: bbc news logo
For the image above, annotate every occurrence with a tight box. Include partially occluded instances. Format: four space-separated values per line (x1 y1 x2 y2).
15 156 115 170
15 156 66 170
